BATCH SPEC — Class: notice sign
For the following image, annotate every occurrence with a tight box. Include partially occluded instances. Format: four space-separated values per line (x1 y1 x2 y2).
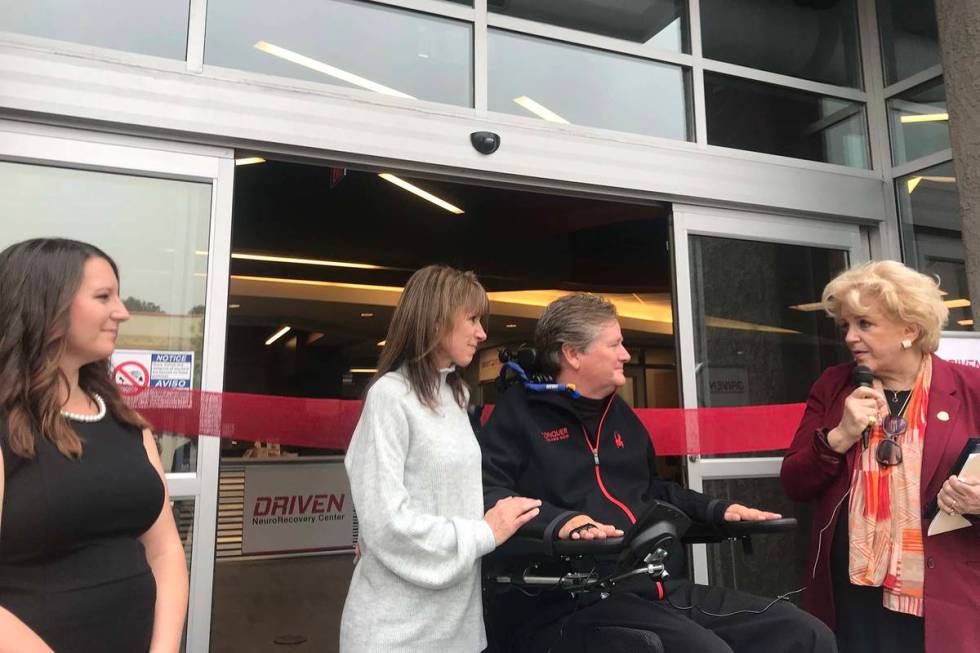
111 349 194 391
242 461 355 555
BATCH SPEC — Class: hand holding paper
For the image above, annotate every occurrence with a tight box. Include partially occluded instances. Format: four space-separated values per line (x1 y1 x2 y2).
928 453 980 536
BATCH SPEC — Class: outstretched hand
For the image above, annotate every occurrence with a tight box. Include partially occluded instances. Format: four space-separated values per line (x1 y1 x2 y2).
557 514 624 540
724 503 782 522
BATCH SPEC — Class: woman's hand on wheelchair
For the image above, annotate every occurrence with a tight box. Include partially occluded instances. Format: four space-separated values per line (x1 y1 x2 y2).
485 496 542 546
723 503 782 522
557 514 624 540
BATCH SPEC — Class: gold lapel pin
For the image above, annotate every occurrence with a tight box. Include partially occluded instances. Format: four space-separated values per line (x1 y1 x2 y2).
937 411 950 422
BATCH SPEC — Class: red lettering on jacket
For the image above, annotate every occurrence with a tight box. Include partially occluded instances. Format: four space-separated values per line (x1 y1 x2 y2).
541 427 570 443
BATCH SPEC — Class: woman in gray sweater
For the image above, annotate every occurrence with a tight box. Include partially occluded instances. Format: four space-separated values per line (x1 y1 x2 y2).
340 265 541 653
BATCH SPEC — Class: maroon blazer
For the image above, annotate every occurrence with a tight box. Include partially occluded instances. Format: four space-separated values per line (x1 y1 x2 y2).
780 355 980 653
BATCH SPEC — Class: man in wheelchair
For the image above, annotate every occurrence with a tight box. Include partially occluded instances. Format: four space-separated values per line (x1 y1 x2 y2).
478 293 835 653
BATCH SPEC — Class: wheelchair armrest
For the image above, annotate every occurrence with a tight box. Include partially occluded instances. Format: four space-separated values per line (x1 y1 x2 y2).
494 533 626 559
682 517 798 555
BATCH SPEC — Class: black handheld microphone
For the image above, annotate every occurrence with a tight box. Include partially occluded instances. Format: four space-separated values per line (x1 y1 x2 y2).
852 365 874 450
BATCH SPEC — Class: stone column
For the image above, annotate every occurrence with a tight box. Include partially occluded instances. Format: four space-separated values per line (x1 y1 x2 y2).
935 0 980 326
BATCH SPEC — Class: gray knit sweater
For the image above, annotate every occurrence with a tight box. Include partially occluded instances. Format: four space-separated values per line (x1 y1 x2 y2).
339 368 496 653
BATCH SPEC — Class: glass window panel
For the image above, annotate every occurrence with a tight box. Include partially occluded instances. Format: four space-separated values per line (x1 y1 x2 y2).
704 478 813 600
688 235 850 453
488 29 690 140
489 0 687 52
205 0 472 107
0 160 212 473
877 0 941 85
701 0 861 88
896 162 972 330
705 72 870 168
887 77 950 165
0 0 190 59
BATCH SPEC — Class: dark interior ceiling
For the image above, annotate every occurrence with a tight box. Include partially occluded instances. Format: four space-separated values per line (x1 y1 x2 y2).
230 159 672 293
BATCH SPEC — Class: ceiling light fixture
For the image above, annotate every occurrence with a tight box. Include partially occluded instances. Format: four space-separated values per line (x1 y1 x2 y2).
513 96 570 124
907 175 955 194
957 319 974 327
505 323 517 328
231 252 388 270
945 298 971 309
254 41 415 99
377 340 386 347
378 173 464 214
235 157 266 166
360 312 374 318
899 112 949 124
228 303 241 309
350 368 378 374
265 326 291 346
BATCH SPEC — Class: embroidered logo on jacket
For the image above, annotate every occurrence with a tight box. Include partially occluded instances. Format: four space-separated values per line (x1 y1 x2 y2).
541 426 570 443
614 431 624 448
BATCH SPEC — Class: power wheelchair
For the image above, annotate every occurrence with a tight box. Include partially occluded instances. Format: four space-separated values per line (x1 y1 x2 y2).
482 348 798 653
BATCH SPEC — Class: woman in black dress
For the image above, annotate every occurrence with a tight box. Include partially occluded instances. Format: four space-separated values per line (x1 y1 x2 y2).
0 238 189 652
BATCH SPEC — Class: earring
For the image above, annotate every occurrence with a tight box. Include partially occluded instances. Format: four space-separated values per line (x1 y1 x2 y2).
901 339 912 350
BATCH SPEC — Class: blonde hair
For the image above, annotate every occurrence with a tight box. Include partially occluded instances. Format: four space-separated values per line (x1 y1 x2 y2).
821 260 948 353
373 265 489 410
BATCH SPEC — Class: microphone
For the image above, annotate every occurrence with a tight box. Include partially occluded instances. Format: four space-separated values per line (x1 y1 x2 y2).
852 365 874 450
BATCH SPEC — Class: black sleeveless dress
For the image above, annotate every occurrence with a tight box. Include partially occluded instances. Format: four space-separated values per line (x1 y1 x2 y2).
0 414 165 652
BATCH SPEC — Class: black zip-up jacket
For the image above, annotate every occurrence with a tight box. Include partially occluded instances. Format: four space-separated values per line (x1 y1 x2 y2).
479 385 731 539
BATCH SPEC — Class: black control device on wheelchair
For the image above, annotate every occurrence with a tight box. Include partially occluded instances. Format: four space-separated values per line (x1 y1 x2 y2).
483 347 799 652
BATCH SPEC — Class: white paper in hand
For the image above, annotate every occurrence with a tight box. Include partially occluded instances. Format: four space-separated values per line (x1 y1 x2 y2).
927 453 980 536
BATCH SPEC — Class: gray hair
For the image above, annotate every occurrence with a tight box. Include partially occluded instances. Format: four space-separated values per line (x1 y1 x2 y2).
535 293 618 376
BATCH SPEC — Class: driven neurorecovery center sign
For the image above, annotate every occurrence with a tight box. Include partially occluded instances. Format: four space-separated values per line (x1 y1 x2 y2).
242 461 355 555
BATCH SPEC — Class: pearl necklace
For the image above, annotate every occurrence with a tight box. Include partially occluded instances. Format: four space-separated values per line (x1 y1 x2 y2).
60 394 107 422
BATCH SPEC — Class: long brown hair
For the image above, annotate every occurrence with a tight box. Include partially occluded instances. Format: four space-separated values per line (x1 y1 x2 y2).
0 238 149 459
373 265 489 410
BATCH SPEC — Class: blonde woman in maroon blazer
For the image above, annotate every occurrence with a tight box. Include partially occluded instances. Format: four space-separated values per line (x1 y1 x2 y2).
781 261 980 653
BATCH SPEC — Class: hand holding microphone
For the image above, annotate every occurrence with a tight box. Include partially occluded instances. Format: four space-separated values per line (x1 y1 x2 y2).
826 365 887 454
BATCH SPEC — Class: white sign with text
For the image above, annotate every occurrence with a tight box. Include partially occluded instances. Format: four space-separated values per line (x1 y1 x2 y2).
242 461 355 555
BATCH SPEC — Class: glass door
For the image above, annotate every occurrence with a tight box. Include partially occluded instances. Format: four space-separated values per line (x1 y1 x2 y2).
0 121 234 651
672 204 868 597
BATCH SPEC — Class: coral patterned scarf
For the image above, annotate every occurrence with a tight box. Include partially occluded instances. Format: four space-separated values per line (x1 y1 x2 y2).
848 355 930 617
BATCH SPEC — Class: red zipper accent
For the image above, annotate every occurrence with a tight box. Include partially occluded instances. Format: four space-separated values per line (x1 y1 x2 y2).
582 398 637 525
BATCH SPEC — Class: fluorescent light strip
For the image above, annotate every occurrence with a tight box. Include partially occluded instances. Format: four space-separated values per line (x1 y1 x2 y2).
378 174 464 215
513 96 570 124
235 157 266 166
232 252 386 270
945 299 971 309
265 326 291 346
350 368 378 374
254 41 415 99
958 319 975 327
232 275 403 293
899 112 949 124
907 175 956 193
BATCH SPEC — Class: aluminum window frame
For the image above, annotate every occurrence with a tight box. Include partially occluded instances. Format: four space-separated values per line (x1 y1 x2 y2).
671 202 868 584
0 120 234 653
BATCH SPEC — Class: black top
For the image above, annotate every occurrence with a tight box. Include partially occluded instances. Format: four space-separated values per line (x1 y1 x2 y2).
0 413 165 651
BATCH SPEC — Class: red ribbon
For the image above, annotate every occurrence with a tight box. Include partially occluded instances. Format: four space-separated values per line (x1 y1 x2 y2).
128 389 804 455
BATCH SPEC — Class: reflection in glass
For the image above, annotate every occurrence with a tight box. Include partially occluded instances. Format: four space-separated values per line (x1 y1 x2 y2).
488 0 687 52
701 0 861 88
0 161 212 472
0 0 190 59
887 77 950 165
705 72 869 167
205 0 472 106
896 162 972 330
877 0 941 85
705 478 812 600
689 235 849 412
489 29 690 140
